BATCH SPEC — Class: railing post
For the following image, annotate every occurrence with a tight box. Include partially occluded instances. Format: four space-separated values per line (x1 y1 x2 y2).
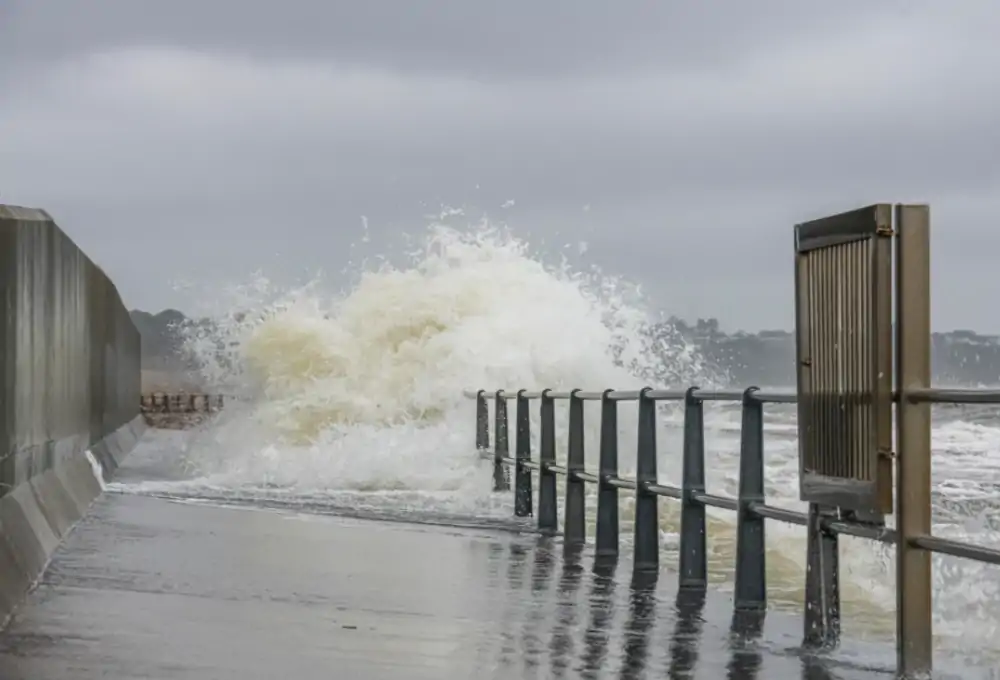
679 386 707 592
538 389 558 535
895 203 933 676
475 390 490 453
734 386 766 614
493 390 510 492
565 389 586 548
514 389 533 518
633 387 659 576
595 389 619 562
803 503 840 649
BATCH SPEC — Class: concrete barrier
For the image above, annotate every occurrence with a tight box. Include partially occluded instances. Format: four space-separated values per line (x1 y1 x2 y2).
0 205 145 626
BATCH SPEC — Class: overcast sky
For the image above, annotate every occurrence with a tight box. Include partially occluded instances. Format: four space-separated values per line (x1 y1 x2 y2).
2 0 999 331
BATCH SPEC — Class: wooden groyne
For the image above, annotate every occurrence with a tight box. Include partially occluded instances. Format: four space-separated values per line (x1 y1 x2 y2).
140 393 226 429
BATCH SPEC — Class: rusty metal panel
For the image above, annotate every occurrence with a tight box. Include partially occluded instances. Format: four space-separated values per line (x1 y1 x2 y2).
794 204 894 515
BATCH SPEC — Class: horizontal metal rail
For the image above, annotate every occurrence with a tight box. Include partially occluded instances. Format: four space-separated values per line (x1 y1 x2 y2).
469 384 1000 661
907 388 1000 404
464 386 1000 404
463 387 796 403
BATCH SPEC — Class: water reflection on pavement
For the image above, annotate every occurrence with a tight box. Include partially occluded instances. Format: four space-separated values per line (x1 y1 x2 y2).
488 539 883 680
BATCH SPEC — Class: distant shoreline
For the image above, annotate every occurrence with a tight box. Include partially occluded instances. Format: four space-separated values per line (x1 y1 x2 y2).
132 308 1000 390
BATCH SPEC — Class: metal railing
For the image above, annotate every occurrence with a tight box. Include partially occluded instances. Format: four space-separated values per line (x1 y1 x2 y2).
466 385 1000 667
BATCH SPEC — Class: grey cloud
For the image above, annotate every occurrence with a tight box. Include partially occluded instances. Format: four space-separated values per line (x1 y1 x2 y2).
5 0 900 78
1 1 1000 332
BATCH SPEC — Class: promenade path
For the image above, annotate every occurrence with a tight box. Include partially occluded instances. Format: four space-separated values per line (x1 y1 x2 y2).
0 433 903 680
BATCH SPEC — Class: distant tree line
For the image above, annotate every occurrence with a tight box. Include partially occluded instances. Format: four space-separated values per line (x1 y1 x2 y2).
129 309 1000 388
659 317 1000 387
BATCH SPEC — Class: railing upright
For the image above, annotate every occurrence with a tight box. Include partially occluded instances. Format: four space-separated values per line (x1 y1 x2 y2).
538 390 559 535
514 389 533 518
679 386 707 592
633 387 659 576
803 503 840 648
595 389 619 562
895 203 934 676
734 387 766 615
564 389 587 549
475 390 489 453
493 390 510 492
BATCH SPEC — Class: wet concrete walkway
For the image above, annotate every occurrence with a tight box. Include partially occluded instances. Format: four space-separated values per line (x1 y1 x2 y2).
0 489 901 680
0 429 923 679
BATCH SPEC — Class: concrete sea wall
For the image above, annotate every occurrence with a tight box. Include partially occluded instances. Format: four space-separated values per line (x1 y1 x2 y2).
0 205 145 626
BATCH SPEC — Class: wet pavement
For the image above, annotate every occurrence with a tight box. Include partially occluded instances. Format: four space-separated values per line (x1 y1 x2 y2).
0 489 905 680
0 429 940 679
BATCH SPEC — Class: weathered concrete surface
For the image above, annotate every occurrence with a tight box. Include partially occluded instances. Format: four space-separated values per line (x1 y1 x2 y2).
0 205 143 625
0 486 900 680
